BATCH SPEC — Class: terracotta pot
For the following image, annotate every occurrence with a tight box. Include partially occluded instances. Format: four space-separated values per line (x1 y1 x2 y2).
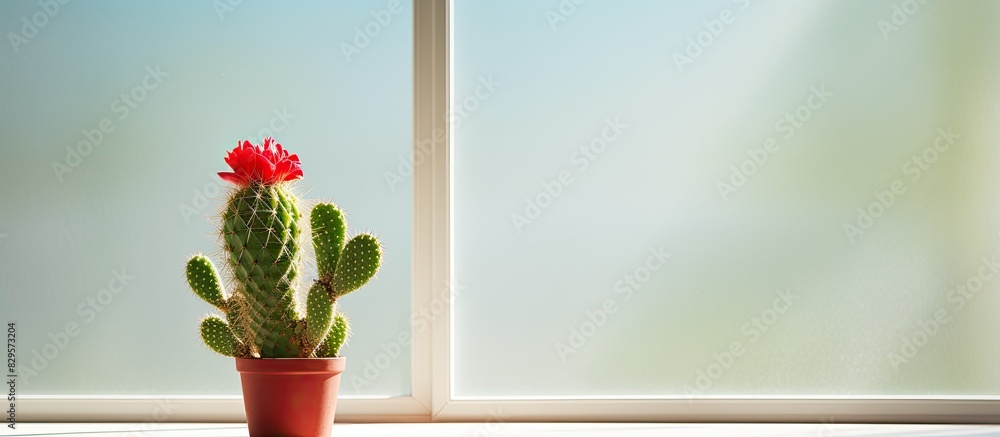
235 357 345 437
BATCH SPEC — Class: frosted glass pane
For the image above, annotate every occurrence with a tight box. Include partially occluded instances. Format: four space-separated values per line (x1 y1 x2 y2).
0 1 412 396
454 0 1000 396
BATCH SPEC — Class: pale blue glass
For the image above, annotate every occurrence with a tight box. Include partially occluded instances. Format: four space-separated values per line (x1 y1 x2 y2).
454 0 1000 396
0 0 412 396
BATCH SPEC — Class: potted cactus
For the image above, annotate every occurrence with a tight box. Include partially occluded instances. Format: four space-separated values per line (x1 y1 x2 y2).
184 138 381 437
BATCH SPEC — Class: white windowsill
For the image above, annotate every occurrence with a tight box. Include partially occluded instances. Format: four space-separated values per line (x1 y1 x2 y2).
9 423 1000 436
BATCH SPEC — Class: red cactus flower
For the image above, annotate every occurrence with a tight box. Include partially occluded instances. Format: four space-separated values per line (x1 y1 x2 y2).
218 137 303 186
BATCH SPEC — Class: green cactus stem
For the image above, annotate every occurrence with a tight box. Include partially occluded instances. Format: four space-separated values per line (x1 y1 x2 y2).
331 234 382 297
311 203 346 280
315 312 349 358
186 255 227 311
221 183 303 358
305 281 334 347
200 315 243 357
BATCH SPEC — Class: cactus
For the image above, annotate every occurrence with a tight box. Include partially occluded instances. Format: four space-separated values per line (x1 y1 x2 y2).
316 313 349 358
184 138 382 358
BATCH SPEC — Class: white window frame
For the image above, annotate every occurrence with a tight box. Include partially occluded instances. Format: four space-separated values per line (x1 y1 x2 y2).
19 0 1000 424
417 0 1000 424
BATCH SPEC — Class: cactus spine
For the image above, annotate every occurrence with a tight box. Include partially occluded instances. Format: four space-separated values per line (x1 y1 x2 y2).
185 140 382 359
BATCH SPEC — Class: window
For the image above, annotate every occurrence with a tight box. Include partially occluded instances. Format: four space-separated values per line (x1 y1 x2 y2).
5 0 1000 424
1 0 412 402
451 0 1000 399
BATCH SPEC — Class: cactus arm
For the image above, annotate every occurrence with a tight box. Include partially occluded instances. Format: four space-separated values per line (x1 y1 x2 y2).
311 202 347 280
200 315 244 357
305 281 334 347
315 312 349 358
331 234 382 297
186 255 227 311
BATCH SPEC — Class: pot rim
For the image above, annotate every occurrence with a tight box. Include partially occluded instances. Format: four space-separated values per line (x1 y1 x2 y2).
235 356 346 374
236 357 347 360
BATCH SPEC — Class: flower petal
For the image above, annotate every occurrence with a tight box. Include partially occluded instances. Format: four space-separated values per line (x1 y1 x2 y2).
218 172 248 186
218 137 303 185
